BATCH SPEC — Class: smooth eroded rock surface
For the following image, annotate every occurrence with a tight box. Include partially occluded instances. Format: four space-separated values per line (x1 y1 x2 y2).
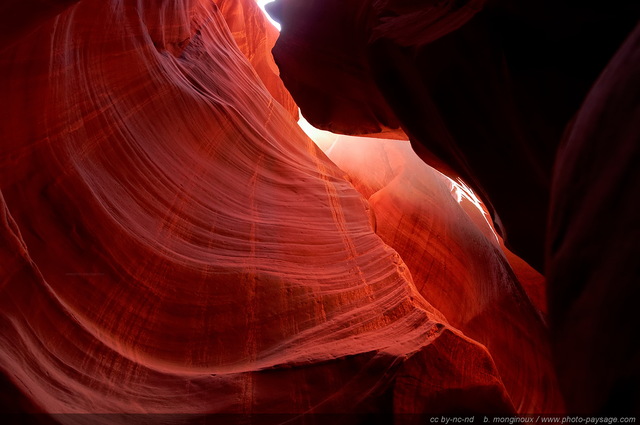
308 134 562 413
0 0 517 419
271 0 640 271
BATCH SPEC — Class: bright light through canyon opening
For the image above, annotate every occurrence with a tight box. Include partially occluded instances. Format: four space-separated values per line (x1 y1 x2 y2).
257 0 281 30
256 0 495 239
3 0 631 418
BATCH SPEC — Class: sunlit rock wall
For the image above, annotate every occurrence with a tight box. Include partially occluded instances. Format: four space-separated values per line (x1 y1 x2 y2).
272 0 640 415
1 0 636 420
307 134 562 413
0 0 517 420
270 0 640 272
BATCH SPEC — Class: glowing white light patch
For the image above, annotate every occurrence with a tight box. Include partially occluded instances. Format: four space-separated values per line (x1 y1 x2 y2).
297 113 339 152
256 0 281 31
447 177 500 243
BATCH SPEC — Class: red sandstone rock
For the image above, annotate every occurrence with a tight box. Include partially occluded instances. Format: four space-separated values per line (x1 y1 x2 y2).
275 0 639 415
307 134 563 413
2 0 635 419
271 0 640 271
0 0 517 419
217 0 298 119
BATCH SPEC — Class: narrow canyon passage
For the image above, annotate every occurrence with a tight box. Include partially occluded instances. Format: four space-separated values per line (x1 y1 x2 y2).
0 0 638 422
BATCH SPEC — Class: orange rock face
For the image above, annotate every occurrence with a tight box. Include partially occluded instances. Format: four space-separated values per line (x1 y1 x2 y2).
308 134 562 413
270 0 640 272
216 0 298 119
272 0 640 414
0 0 517 419
0 0 637 420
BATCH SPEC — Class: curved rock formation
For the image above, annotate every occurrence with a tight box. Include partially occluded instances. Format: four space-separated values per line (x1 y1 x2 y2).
0 0 518 420
308 134 562 413
217 0 298 118
271 0 640 271
2 0 636 420
273 0 640 416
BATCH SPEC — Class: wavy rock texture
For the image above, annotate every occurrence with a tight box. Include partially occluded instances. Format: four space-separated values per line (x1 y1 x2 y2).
273 0 640 416
0 0 522 421
217 0 298 119
308 133 561 413
271 0 640 271
2 0 635 420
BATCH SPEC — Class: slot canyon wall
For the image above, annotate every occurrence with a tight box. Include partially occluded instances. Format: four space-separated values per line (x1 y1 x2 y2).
0 0 637 423
270 0 640 415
